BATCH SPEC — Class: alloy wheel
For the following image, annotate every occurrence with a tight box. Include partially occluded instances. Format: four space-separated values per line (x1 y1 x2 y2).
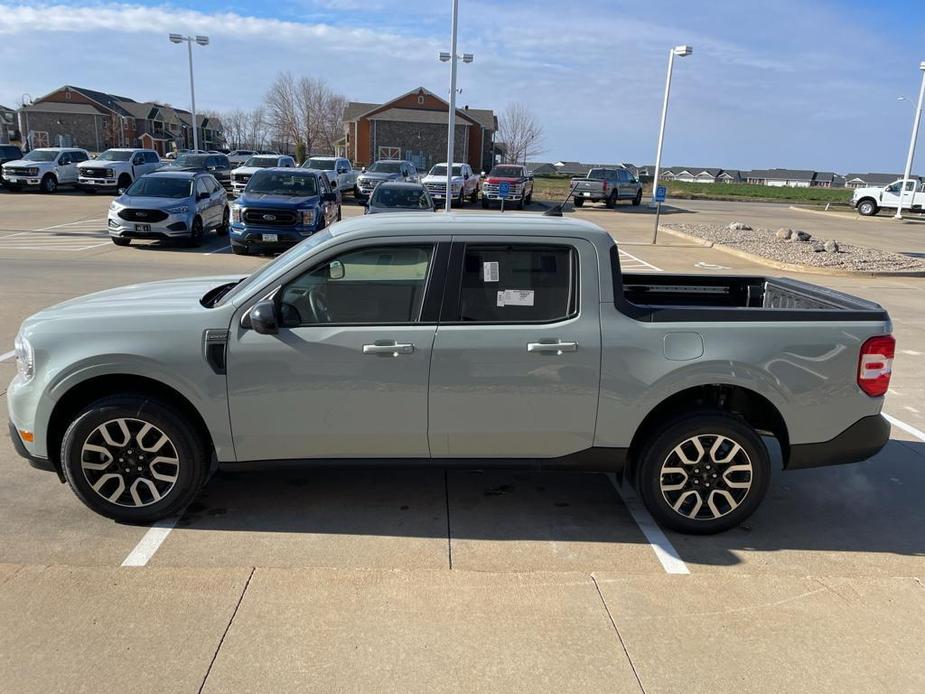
659 434 753 521
80 417 180 507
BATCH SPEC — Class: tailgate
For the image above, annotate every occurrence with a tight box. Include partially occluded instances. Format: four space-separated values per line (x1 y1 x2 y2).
572 179 603 193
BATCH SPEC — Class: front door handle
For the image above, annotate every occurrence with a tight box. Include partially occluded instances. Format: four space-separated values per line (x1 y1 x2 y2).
527 341 578 354
363 342 414 356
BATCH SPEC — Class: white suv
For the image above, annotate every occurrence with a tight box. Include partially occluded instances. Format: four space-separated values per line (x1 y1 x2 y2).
422 162 479 206
1 147 90 193
78 148 162 194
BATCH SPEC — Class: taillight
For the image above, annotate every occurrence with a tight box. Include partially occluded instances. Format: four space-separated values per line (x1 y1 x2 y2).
857 335 895 397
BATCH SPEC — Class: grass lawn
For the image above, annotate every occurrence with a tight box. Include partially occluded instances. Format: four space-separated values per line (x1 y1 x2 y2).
530 176 853 206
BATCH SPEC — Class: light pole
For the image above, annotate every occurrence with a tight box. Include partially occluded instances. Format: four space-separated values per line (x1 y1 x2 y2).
894 61 925 220
169 33 209 151
650 45 693 207
439 0 474 213
19 94 32 150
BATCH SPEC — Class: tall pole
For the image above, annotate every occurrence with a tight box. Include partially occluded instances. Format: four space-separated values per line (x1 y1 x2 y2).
187 39 199 151
894 61 925 220
445 0 459 213
650 48 675 207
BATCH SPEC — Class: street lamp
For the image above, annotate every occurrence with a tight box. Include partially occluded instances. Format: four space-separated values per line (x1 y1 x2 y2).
168 33 209 151
438 0 474 212
650 44 693 208
894 61 925 220
19 94 32 150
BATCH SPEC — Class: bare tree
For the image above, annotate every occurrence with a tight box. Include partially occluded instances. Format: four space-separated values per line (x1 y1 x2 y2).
264 71 346 157
498 102 545 165
245 107 267 151
220 108 247 149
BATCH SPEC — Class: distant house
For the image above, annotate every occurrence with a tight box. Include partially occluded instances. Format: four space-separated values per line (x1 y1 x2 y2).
526 162 557 176
752 168 815 187
717 170 745 184
0 104 17 144
553 161 592 176
843 173 915 189
811 171 846 188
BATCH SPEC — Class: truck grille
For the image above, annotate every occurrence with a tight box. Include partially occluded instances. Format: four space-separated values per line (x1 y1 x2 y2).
233 174 251 184
242 208 297 225
81 167 111 178
425 182 446 194
4 167 32 176
118 208 168 222
483 182 522 197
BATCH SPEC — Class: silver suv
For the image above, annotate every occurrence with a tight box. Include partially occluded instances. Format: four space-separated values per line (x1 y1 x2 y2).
355 160 418 199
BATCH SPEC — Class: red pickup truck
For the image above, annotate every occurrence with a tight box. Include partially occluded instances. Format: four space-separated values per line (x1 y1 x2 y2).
480 164 534 209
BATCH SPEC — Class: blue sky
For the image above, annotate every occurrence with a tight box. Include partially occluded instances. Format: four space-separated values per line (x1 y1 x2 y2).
1 0 924 172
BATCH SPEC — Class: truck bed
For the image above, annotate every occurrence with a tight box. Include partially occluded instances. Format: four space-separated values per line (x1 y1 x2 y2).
619 272 888 322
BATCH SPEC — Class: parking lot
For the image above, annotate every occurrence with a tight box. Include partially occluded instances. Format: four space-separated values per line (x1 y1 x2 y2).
1 188 925 692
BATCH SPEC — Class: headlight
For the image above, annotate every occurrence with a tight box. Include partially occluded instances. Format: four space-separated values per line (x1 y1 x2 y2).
29 167 39 176
166 205 190 214
106 168 114 178
298 208 315 226
231 205 243 223
14 333 34 381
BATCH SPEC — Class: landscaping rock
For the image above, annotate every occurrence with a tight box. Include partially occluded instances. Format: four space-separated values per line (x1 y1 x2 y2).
812 243 825 252
824 239 840 253
791 230 812 242
775 227 793 240
728 221 752 231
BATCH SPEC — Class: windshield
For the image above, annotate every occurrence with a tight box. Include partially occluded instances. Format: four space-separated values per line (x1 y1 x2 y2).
174 154 210 167
96 150 133 162
244 156 280 168
23 150 59 162
371 185 431 209
247 171 318 196
368 161 402 174
305 158 336 170
217 229 334 306
489 166 523 177
124 176 192 199
429 165 462 176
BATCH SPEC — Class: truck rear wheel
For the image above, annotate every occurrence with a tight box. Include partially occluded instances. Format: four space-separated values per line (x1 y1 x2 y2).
605 192 617 209
635 412 770 534
573 197 584 208
857 199 878 216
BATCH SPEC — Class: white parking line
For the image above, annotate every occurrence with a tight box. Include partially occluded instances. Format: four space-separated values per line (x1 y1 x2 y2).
884 413 925 443
206 244 231 255
34 218 107 232
0 350 15 362
121 516 180 567
619 248 662 272
607 473 690 574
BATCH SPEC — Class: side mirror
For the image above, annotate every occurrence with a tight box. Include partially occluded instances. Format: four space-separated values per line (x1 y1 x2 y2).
329 260 345 280
480 171 486 177
247 300 278 335
361 166 367 172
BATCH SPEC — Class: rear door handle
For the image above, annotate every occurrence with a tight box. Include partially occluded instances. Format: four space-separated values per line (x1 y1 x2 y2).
363 342 414 356
527 341 577 354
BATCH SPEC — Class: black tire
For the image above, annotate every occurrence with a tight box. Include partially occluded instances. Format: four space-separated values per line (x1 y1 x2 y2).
231 243 248 255
187 216 204 247
353 185 361 198
573 197 584 208
117 175 132 195
111 237 131 247
455 189 465 207
60 395 209 524
40 174 57 194
217 206 230 235
525 191 533 205
857 199 878 217
481 197 489 209
632 190 642 206
336 204 342 222
635 412 771 534
605 191 616 209
516 195 524 210
469 186 479 203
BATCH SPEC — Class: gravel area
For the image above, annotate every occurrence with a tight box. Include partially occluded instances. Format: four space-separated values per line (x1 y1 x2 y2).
664 222 925 273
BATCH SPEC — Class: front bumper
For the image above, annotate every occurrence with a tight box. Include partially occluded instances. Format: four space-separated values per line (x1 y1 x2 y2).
231 223 319 251
787 414 891 470
79 177 118 189
8 421 56 474
107 211 192 239
2 173 41 187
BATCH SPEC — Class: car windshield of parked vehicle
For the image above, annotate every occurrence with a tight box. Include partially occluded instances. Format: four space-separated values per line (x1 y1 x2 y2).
371 186 431 209
247 171 319 196
95 150 133 162
124 176 192 199
174 154 210 168
23 150 59 162
367 161 403 174
489 166 523 177
429 165 462 176
305 158 336 170
244 156 281 168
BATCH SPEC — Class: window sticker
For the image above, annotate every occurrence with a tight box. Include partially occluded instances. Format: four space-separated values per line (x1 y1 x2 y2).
497 289 535 307
483 261 499 282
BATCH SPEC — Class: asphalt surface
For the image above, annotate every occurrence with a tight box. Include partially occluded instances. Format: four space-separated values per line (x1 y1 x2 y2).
1 189 923 693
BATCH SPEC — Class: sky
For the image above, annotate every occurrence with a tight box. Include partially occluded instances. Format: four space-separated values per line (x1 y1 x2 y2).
1 0 924 172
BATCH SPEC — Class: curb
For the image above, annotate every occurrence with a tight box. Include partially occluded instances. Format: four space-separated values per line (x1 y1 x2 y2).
789 204 925 224
658 226 925 278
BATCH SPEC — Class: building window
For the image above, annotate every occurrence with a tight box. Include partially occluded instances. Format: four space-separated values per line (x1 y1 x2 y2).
417 95 425 105
378 145 401 159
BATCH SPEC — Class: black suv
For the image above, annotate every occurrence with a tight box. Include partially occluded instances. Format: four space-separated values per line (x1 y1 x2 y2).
162 153 232 192
0 145 23 188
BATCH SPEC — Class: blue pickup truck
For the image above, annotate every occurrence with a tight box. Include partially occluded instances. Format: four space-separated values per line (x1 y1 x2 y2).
230 168 341 255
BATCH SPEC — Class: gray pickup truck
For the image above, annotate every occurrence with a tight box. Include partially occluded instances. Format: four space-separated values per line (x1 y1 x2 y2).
571 167 643 208
7 215 893 533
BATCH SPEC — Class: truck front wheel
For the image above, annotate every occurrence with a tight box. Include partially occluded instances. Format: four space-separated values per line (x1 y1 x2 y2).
635 412 770 534
605 191 617 209
857 199 878 216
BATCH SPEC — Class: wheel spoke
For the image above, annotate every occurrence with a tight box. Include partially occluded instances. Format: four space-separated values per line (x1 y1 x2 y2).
723 464 753 489
100 418 131 447
672 490 703 518
91 473 125 502
660 466 688 491
708 489 740 518
710 436 741 464
129 478 162 507
81 444 114 470
672 437 705 466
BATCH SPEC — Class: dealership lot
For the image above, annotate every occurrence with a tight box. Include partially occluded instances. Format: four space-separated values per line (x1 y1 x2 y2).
1 190 924 692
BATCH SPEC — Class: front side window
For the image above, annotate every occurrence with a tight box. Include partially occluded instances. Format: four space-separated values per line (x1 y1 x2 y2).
196 178 210 197
457 244 577 323
279 244 434 325
125 176 192 198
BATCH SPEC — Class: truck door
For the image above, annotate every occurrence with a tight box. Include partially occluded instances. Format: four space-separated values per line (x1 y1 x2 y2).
428 238 602 458
881 180 915 209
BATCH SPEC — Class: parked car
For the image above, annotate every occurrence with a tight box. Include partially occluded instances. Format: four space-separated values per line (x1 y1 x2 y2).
355 160 418 199
571 167 643 208
7 215 894 532
0 144 23 187
230 155 296 196
229 168 340 255
106 170 229 247
301 156 359 197
77 148 162 195
227 150 258 166
161 153 233 192
1 147 90 193
480 164 534 209
422 162 479 206
851 179 925 216
364 181 435 214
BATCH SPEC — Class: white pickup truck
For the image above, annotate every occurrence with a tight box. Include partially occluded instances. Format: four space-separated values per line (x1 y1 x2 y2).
851 179 925 216
77 148 162 194
1 147 91 193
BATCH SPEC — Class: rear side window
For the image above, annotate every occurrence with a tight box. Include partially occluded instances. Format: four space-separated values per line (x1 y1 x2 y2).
456 244 577 323
144 151 159 163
